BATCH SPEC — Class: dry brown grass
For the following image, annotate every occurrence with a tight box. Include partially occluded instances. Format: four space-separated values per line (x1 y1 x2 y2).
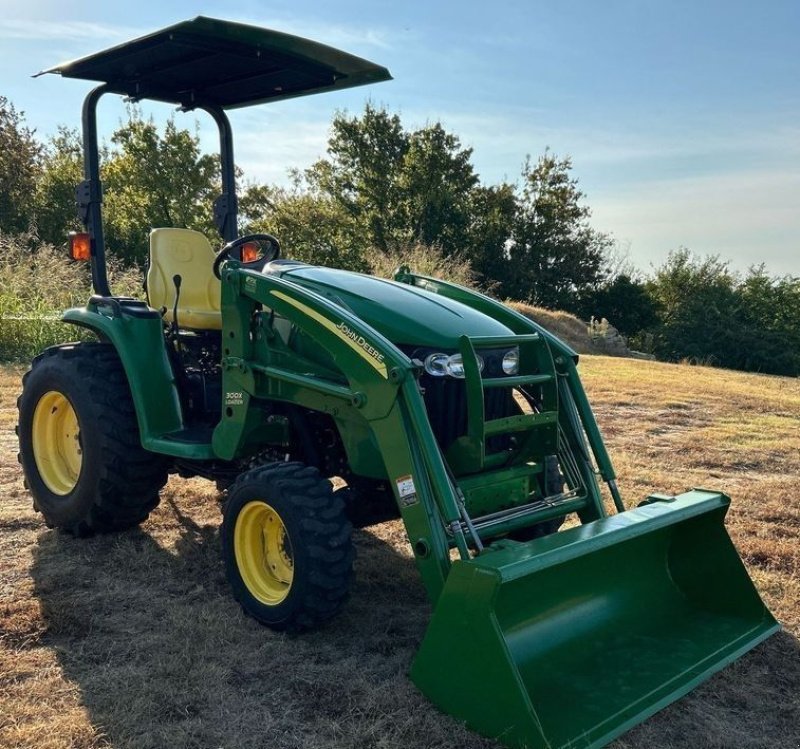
1 357 799 749
367 243 475 289
508 302 599 354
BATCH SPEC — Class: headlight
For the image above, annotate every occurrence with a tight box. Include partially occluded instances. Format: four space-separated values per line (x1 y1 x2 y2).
502 348 519 375
447 354 465 378
424 353 450 377
423 352 484 378
446 353 483 379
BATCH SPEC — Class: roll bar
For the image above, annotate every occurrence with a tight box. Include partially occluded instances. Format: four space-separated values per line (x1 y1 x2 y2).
78 86 239 296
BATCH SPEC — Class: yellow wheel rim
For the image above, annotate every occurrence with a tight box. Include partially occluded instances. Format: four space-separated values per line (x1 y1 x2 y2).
31 391 82 495
234 501 294 605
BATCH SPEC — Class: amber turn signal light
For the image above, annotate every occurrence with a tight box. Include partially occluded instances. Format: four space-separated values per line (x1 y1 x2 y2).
68 232 91 261
240 241 260 263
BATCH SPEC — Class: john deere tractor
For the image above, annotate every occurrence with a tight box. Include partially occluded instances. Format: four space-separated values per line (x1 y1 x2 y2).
17 17 778 749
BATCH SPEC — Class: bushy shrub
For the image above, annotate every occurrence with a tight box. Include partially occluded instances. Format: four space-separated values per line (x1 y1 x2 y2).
643 250 800 376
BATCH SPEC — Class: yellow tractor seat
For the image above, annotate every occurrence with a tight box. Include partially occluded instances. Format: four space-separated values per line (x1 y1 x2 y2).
146 228 222 331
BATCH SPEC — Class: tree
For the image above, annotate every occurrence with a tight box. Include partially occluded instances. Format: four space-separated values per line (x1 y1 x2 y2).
240 179 367 271
463 183 516 289
0 97 41 235
643 251 800 375
736 266 800 375
34 127 83 245
303 104 485 261
102 111 219 264
29 111 220 261
576 274 660 337
506 152 612 309
400 122 478 255
644 249 740 365
308 104 409 254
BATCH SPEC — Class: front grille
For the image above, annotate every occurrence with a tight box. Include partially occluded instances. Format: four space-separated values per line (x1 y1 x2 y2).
417 373 518 453
418 375 468 450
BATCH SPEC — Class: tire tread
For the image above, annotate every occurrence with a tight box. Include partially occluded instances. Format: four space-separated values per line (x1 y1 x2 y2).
17 342 168 535
223 461 354 632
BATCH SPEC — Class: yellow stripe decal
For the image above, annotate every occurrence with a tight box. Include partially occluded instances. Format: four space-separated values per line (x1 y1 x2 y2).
271 291 389 378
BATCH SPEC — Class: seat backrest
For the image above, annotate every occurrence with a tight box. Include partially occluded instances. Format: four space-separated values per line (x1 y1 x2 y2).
146 228 222 330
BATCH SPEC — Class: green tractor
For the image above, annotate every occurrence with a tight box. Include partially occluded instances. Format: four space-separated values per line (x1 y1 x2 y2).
17 17 778 749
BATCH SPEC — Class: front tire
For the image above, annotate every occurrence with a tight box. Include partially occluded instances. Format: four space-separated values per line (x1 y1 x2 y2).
16 343 168 535
222 462 354 632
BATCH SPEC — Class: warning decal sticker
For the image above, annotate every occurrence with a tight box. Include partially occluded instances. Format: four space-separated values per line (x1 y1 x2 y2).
395 474 418 507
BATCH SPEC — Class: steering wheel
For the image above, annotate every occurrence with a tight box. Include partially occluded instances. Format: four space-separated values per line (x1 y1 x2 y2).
213 233 281 279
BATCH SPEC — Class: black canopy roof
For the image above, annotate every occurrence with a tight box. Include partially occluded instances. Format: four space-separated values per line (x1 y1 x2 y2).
38 16 392 109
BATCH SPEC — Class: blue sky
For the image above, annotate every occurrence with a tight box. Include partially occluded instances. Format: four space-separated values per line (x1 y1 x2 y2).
2 1 798 275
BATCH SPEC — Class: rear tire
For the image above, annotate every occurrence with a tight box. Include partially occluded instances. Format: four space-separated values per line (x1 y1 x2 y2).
17 343 168 535
222 462 354 632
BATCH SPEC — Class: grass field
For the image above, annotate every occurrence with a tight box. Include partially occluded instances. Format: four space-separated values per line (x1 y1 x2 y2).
1 355 798 749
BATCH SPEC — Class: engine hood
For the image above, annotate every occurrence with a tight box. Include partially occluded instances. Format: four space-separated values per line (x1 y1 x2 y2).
272 263 513 349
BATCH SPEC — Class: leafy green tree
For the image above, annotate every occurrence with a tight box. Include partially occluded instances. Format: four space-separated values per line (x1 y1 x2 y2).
644 252 800 375
400 122 478 255
308 104 409 254
301 104 485 261
645 249 740 365
102 111 219 264
463 183 516 289
576 274 660 337
736 267 800 375
507 152 612 309
0 97 41 235
256 110 618 303
240 179 366 271
34 127 83 245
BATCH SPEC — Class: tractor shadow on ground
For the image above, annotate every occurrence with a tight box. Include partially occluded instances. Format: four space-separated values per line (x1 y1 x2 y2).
29 494 497 749
30 495 800 749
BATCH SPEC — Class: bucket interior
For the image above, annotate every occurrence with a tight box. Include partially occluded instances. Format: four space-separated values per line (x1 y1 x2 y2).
495 512 775 747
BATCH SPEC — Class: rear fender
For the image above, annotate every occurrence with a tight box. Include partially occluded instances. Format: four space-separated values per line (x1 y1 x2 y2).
62 303 183 447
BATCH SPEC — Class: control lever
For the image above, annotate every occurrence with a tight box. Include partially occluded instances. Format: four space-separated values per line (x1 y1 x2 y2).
171 274 182 339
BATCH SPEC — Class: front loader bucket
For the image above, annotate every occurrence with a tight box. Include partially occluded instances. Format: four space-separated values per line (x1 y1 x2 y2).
411 490 779 749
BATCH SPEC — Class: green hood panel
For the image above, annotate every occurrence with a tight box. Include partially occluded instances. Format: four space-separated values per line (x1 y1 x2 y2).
280 265 513 348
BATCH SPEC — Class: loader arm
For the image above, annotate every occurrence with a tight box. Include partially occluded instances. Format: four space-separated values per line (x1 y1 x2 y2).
214 265 479 600
214 264 617 594
391 269 778 749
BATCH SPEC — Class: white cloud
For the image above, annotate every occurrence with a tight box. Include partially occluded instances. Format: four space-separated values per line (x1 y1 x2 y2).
422 109 800 172
235 120 330 185
278 22 392 51
0 19 141 42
